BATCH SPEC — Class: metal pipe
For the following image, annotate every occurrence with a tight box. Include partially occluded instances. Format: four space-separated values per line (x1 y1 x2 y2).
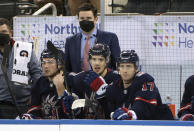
179 65 182 108
104 12 194 16
162 12 194 15
100 0 105 30
32 3 57 16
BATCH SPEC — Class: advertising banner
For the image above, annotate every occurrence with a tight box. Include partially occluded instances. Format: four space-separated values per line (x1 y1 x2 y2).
13 16 194 64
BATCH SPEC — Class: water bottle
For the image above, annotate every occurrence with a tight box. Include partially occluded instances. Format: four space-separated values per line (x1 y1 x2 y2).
165 94 175 118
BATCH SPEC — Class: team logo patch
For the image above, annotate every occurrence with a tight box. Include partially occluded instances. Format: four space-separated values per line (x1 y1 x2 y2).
41 95 58 119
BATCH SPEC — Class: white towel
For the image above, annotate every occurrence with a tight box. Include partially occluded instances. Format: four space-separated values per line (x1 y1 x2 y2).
11 41 32 85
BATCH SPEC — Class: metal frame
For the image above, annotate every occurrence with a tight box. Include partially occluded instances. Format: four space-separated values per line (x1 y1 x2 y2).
32 3 57 16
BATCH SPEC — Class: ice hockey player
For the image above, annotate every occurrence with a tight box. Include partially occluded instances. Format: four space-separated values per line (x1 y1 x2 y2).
178 75 194 121
68 43 119 119
22 49 74 119
84 50 174 120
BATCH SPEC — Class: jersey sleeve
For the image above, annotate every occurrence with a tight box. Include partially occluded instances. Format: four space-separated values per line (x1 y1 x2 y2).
178 76 194 118
67 71 86 98
131 81 160 120
27 78 42 118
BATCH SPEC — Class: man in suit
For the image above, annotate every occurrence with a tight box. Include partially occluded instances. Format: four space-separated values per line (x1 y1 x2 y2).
65 3 121 73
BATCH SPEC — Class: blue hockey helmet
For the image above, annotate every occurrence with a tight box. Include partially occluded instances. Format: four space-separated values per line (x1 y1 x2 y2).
40 49 65 64
88 43 111 63
117 50 139 68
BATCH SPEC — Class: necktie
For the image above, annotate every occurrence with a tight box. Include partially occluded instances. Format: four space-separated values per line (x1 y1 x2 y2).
82 35 90 71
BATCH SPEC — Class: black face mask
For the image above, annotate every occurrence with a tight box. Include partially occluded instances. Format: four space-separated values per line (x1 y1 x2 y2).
0 33 10 46
79 20 95 32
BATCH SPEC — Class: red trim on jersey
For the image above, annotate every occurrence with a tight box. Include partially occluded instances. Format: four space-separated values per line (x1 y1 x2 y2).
90 78 104 92
142 83 147 91
62 100 66 113
178 103 191 115
134 97 157 106
128 111 133 120
107 68 111 73
181 114 193 121
118 80 122 87
27 105 41 113
142 82 155 91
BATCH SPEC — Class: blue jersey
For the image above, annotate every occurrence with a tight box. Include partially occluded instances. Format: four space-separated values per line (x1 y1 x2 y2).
27 76 69 119
68 68 119 98
178 75 194 118
106 72 173 120
67 68 119 119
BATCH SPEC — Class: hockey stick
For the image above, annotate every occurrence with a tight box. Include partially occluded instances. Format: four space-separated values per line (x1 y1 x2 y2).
86 92 99 119
71 99 95 109
71 99 88 109
47 40 70 93
1 44 22 117
71 93 99 119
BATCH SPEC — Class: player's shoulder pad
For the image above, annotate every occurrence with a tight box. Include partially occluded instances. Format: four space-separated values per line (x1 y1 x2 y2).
135 72 154 82
136 72 145 77
36 76 49 84
69 71 85 77
185 75 194 85
32 76 48 91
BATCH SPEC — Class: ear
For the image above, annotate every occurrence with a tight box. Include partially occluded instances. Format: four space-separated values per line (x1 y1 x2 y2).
135 68 139 73
117 70 120 74
58 64 62 69
117 66 120 72
77 15 79 20
94 16 98 23
106 58 110 64
9 29 13 37
89 59 92 64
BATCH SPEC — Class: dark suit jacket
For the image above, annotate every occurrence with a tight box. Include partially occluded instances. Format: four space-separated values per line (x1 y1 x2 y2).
64 29 121 73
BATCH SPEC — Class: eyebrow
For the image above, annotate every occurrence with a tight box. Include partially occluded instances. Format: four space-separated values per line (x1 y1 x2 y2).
80 16 92 19
0 30 8 33
42 60 55 62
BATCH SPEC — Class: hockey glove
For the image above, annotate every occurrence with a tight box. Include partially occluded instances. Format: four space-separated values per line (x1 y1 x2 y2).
21 113 37 120
111 107 137 120
61 91 74 113
72 107 82 116
84 71 108 95
180 114 194 121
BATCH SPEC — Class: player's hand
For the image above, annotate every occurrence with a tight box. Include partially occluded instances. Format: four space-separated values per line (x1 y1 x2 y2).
53 70 64 86
62 92 74 113
111 107 137 120
83 71 108 95
53 71 66 96
21 113 37 120
72 107 82 116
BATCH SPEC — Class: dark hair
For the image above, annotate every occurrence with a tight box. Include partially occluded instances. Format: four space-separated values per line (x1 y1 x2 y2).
89 43 111 63
77 3 97 18
0 18 11 30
